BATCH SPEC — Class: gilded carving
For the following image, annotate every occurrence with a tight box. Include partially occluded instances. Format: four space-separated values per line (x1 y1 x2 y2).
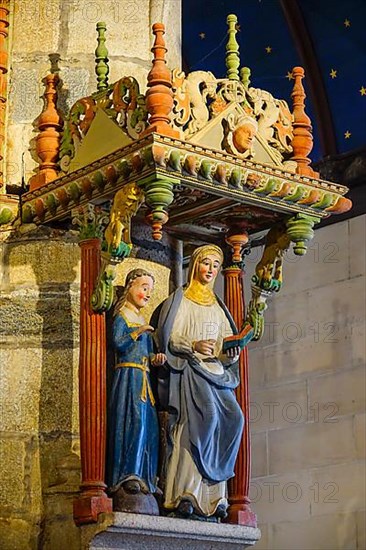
104 183 144 257
91 183 144 313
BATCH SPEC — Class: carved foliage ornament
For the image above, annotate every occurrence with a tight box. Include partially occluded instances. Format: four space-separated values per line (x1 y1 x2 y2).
171 69 294 167
59 77 148 172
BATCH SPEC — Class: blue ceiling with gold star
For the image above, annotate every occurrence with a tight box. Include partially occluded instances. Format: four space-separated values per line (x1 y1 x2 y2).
182 0 366 164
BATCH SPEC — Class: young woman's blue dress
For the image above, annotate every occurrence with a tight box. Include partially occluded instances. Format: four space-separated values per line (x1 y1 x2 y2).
106 311 159 493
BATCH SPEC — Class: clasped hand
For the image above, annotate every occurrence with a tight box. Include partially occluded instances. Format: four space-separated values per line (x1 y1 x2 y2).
134 325 167 366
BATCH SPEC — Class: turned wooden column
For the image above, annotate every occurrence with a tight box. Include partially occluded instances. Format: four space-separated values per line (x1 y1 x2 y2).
223 265 257 527
73 237 112 525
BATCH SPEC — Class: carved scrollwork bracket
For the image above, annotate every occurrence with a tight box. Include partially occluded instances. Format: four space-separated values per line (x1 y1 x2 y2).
92 182 144 313
252 224 291 293
72 183 144 313
247 215 318 340
246 224 290 340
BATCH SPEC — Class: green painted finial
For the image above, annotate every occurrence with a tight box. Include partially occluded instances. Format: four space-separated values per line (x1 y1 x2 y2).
240 66 251 89
226 14 240 81
95 22 109 92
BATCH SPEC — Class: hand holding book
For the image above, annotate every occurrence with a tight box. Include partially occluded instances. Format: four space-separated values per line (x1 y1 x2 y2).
222 322 254 353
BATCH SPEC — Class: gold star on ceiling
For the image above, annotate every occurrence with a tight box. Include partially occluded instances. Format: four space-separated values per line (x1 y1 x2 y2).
199 32 205 39
344 131 351 139
344 19 351 28
330 69 337 79
265 46 272 54
286 71 294 80
360 86 366 96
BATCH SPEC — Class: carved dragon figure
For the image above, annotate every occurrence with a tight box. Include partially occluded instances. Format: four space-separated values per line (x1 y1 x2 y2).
246 87 294 160
172 69 217 137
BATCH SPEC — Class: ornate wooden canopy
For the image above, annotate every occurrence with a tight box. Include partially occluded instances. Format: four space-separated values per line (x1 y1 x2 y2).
13 16 351 251
2 14 352 530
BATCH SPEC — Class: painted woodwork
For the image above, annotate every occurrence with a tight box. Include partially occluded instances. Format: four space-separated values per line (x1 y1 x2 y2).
72 208 112 525
223 263 257 527
95 22 109 92
29 73 63 191
0 192 18 225
91 183 145 313
21 134 350 229
226 14 240 81
252 224 290 292
141 23 180 139
7 15 353 528
290 66 319 177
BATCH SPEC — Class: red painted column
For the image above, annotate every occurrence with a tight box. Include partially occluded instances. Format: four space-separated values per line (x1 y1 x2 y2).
73 238 112 525
223 265 257 527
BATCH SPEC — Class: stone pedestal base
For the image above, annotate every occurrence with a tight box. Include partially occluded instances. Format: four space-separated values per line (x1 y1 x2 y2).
90 512 261 549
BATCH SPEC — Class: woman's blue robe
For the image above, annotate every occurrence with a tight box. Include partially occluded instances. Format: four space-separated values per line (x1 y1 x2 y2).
155 288 253 485
106 314 159 493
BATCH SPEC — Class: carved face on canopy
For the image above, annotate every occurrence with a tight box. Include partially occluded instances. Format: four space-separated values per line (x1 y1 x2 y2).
223 113 258 158
232 121 257 153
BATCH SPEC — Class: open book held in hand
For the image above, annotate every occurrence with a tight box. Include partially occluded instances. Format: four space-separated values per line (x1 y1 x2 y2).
222 322 254 353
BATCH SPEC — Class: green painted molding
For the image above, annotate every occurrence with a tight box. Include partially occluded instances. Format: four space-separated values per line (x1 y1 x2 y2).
240 67 251 89
286 213 319 255
95 21 109 92
21 135 350 226
226 14 240 81
0 206 14 225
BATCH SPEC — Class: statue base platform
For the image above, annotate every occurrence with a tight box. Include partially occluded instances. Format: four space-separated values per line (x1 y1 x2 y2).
90 512 261 549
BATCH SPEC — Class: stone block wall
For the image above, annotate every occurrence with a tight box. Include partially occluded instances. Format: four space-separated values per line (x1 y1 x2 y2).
245 215 366 550
0 226 171 550
0 229 82 549
5 0 181 188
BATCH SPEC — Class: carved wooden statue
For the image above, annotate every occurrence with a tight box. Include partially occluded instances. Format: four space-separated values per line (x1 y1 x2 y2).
154 245 253 521
106 268 166 515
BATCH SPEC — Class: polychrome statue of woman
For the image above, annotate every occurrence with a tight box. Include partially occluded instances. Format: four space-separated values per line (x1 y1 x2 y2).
106 268 166 513
155 245 253 520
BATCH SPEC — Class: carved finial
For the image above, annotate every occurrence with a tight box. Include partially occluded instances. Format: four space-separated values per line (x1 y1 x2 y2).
29 73 63 191
226 14 240 81
95 22 109 92
290 67 318 177
142 23 179 138
225 230 249 263
0 1 10 189
240 67 251 89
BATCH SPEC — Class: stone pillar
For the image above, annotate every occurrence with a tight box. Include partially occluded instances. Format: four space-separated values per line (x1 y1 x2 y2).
73 237 112 525
223 265 257 527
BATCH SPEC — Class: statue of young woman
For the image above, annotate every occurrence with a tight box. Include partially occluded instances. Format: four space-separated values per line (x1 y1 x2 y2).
154 245 253 520
106 268 166 514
